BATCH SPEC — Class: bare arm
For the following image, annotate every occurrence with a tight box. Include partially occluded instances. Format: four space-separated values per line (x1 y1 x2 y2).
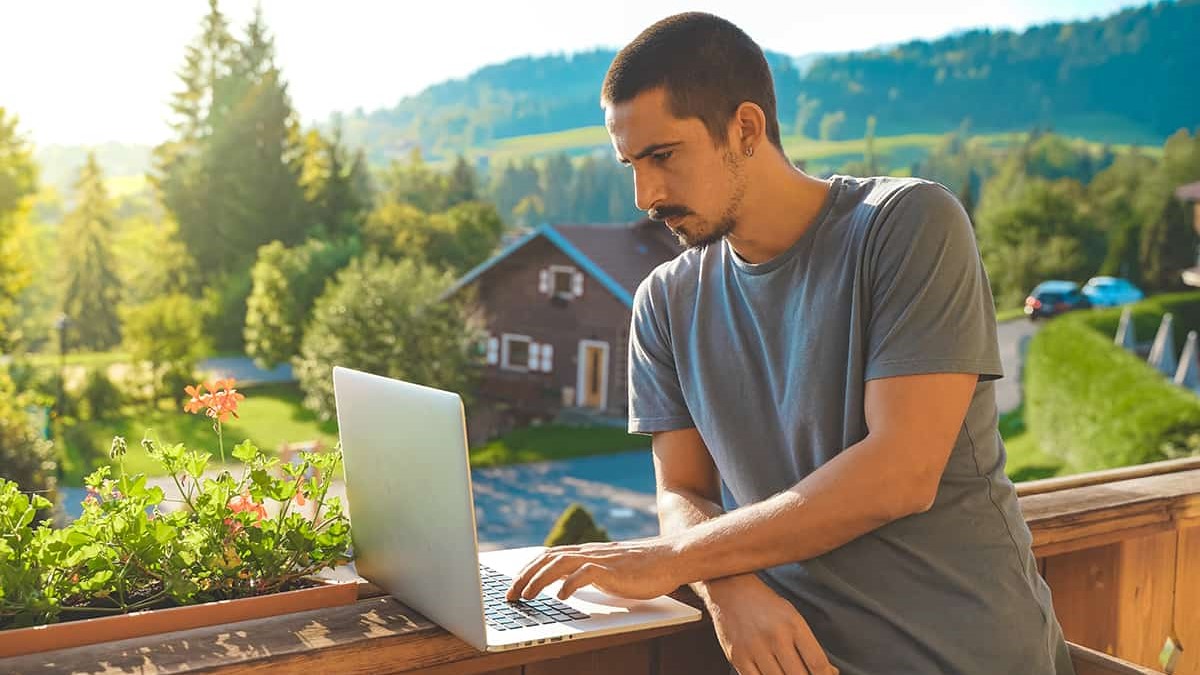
651 427 753 604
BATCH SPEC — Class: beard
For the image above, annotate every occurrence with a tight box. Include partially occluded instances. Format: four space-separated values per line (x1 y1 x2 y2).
666 149 748 251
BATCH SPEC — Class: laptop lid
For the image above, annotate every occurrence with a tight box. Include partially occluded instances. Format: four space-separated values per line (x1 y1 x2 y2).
332 366 488 649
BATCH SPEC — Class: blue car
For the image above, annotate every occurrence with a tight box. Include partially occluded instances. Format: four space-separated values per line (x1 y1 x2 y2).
1025 280 1091 320
1082 276 1145 308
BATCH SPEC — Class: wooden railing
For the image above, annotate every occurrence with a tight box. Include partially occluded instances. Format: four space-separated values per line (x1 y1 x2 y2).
6 459 1197 674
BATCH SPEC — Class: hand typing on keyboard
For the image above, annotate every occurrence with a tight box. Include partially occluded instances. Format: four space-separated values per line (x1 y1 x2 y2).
481 564 589 631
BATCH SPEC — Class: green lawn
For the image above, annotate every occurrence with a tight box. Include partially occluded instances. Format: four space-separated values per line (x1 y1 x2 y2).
471 424 649 467
999 402 1063 483
476 126 1160 169
58 383 340 483
22 350 131 369
995 307 1028 323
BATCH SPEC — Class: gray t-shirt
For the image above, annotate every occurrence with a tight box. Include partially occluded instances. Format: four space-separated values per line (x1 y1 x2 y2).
628 175 1073 675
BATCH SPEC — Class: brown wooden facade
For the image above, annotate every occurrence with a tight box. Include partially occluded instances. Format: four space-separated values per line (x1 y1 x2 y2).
445 222 679 444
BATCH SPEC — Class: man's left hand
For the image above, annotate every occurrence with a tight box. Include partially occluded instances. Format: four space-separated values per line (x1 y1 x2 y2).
505 536 687 602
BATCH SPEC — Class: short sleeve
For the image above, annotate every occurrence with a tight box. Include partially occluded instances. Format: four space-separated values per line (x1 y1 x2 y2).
863 182 1004 382
627 276 694 435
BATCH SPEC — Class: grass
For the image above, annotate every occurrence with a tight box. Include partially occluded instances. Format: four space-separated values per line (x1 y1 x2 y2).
20 350 131 369
474 126 1163 174
470 424 649 468
57 383 340 484
999 402 1064 483
995 307 1028 323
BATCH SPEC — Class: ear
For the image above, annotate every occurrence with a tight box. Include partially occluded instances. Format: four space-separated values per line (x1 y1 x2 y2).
729 101 767 156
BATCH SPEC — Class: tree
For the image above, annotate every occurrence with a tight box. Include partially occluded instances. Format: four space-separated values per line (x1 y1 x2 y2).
121 294 208 402
381 148 448 213
429 201 505 275
0 370 56 494
818 111 846 141
294 255 480 421
0 108 38 349
445 154 478 206
863 115 879 176
244 237 360 368
540 153 574 223
153 0 311 285
299 121 371 241
1133 130 1200 291
59 153 122 351
1089 150 1156 280
976 177 1105 307
114 215 195 308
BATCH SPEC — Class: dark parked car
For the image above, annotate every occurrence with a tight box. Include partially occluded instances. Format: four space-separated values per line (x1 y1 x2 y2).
1024 280 1091 320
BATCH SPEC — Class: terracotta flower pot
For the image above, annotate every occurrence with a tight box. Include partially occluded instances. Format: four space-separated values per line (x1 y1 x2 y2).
0 577 360 659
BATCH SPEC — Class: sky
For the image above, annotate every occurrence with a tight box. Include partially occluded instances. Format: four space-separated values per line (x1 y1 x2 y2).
0 0 1147 146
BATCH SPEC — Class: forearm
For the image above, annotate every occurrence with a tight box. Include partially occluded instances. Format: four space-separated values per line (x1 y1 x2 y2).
672 433 928 584
656 487 747 605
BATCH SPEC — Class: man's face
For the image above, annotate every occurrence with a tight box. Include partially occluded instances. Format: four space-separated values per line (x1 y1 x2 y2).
605 88 747 250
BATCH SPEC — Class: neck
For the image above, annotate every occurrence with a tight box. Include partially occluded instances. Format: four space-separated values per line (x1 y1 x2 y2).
725 152 832 265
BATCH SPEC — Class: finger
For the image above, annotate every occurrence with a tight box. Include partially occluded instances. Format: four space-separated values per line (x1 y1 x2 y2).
773 646 811 675
506 553 555 601
754 654 786 675
557 562 605 599
731 660 763 675
793 631 836 675
521 554 583 600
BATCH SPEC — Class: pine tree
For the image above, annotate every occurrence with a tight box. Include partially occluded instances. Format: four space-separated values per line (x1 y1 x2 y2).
959 169 977 228
155 0 311 281
299 121 371 241
0 108 37 347
445 154 478 207
59 153 122 351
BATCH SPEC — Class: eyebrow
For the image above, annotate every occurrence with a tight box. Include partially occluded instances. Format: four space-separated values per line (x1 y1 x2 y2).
617 141 682 165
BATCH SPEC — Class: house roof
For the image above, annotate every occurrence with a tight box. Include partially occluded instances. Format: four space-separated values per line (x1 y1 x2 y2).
442 220 680 308
1177 181 1200 202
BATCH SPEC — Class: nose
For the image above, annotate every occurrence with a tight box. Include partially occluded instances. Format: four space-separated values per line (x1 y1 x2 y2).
633 168 665 213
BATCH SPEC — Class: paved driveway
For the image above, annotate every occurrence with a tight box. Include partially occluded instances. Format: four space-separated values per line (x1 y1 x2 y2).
996 318 1041 414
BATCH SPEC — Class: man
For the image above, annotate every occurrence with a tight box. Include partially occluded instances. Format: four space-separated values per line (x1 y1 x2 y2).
506 12 1074 675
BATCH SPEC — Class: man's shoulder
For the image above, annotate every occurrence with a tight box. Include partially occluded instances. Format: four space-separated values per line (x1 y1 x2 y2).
634 246 704 307
846 174 955 213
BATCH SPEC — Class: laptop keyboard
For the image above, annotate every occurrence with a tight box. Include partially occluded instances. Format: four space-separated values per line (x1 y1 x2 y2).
480 564 590 631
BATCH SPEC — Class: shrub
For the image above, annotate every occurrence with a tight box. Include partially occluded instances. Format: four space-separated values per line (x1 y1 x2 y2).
80 368 122 421
544 503 610 547
294 254 480 421
0 371 56 500
1025 297 1200 471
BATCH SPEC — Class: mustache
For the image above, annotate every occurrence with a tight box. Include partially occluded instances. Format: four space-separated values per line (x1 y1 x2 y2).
648 205 691 221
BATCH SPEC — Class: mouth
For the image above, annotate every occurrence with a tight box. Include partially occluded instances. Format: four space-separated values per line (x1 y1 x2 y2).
665 215 686 230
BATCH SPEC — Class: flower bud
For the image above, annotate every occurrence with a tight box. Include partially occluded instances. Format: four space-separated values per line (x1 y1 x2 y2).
109 436 128 460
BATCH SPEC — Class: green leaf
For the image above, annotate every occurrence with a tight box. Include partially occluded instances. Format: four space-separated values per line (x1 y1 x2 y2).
153 521 176 545
232 441 260 463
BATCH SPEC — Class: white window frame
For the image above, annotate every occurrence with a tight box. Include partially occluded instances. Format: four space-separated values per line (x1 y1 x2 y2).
575 339 610 409
501 333 532 372
549 264 579 298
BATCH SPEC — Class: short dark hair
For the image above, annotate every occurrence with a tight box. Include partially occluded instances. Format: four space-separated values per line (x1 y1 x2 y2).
601 12 782 151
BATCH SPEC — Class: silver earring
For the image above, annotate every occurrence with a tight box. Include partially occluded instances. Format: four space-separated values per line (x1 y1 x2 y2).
745 146 754 158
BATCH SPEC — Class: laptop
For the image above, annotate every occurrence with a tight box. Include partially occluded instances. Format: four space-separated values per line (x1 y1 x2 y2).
331 366 701 652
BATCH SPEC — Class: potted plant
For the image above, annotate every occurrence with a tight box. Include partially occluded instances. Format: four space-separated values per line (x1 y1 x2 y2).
0 379 357 658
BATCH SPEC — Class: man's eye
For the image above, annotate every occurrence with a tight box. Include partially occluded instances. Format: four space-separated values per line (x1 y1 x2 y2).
652 151 674 162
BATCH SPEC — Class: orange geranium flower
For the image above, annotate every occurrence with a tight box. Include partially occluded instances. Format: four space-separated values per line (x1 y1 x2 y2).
183 379 246 422
228 489 268 526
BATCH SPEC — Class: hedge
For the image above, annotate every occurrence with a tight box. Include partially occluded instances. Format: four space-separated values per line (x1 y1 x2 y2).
1024 291 1200 472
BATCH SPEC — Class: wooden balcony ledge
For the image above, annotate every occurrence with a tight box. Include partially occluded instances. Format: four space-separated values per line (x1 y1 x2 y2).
5 458 1197 674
